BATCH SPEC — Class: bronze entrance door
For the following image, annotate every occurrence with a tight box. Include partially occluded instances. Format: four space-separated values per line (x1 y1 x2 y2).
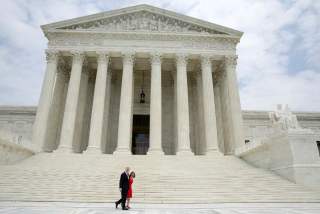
132 115 150 155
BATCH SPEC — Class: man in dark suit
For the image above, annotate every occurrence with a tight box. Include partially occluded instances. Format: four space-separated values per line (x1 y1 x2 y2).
115 167 130 210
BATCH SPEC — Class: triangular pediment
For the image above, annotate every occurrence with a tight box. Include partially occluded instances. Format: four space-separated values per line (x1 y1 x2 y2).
42 4 243 37
58 10 226 35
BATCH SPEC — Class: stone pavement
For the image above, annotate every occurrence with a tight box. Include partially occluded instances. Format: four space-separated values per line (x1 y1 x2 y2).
1 202 320 214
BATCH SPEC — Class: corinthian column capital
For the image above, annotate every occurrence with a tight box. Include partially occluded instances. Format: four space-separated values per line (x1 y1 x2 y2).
96 51 110 64
122 51 135 65
224 55 238 68
71 50 85 64
150 52 162 66
175 53 189 68
45 50 59 63
200 54 212 68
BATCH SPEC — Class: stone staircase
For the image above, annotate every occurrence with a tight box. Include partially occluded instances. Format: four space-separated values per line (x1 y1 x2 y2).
0 152 319 203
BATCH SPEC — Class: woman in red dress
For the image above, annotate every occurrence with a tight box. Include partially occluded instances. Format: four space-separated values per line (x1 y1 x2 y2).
126 171 135 209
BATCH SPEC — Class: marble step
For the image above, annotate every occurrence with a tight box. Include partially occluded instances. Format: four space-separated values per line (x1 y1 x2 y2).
0 153 320 203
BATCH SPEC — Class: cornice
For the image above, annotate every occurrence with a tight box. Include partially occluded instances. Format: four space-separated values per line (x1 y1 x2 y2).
45 30 240 43
41 4 243 38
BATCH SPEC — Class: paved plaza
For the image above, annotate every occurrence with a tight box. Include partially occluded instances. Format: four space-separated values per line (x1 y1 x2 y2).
1 202 320 214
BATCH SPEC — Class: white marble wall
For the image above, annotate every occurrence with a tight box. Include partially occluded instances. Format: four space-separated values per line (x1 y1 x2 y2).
0 107 35 150
1 104 320 156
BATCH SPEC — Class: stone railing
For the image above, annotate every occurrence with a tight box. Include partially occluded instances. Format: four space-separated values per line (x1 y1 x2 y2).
0 131 35 165
235 127 320 190
0 129 35 151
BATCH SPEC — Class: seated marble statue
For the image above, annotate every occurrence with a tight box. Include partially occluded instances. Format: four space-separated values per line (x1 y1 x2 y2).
269 104 301 130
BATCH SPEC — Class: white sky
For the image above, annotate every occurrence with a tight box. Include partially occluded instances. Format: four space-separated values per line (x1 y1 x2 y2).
0 0 319 111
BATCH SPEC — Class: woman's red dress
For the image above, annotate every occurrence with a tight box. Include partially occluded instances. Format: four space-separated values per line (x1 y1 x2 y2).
127 177 133 198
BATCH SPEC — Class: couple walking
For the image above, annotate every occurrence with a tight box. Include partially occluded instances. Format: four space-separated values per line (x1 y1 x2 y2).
115 167 135 210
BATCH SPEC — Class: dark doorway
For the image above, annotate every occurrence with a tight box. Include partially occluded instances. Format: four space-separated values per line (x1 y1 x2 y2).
132 115 150 155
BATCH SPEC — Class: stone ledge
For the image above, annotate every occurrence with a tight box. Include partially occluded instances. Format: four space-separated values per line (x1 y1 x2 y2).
0 138 35 165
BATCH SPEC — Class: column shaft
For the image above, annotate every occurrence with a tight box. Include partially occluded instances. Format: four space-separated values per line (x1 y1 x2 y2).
148 53 164 155
176 54 193 155
73 68 89 152
55 74 70 149
80 77 95 152
87 53 110 153
195 72 205 154
114 53 135 154
57 51 85 152
200 56 219 154
213 81 225 153
45 65 67 151
223 56 244 152
32 50 59 152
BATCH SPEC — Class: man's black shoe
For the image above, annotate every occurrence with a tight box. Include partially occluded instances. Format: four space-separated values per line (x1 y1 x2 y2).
122 207 128 210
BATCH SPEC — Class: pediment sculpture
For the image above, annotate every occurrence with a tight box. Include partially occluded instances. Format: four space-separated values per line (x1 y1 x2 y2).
58 11 226 35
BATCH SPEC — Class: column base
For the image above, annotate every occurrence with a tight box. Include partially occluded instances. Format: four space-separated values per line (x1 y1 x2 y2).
84 147 101 155
54 146 73 153
205 149 221 156
176 150 194 156
147 149 164 156
113 148 131 156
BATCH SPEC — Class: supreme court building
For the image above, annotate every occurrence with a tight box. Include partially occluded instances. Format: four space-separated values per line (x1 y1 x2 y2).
2 4 320 204
32 4 244 156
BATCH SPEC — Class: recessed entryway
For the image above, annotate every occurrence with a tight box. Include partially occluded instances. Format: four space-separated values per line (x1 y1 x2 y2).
132 114 150 155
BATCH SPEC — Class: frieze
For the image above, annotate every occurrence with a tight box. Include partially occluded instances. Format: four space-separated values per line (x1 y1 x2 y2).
47 32 237 51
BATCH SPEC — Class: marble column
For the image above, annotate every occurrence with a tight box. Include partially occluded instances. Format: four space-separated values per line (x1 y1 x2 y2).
200 55 219 154
213 79 225 153
32 50 59 152
57 51 85 153
223 55 244 152
45 60 68 152
172 70 178 154
54 72 70 149
175 54 193 155
101 68 112 153
114 52 135 155
87 52 110 154
80 75 95 152
148 53 164 155
73 66 89 152
195 71 205 155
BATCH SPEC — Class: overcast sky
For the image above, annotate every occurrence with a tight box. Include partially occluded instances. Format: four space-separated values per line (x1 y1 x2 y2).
0 0 319 111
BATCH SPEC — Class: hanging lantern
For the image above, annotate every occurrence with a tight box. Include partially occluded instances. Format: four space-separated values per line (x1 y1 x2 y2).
140 70 146 103
140 89 146 103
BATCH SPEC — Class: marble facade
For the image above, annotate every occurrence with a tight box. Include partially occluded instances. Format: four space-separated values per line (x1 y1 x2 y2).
1 4 320 202
31 4 245 155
